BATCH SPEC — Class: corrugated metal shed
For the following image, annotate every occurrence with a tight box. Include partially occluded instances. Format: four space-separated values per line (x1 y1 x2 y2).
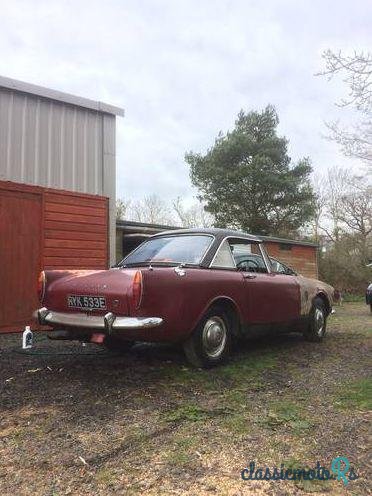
0 75 124 263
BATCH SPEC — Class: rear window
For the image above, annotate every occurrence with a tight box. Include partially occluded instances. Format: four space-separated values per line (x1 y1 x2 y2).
121 235 213 266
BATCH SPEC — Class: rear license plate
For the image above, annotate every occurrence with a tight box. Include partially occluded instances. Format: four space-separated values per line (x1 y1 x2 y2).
67 295 107 310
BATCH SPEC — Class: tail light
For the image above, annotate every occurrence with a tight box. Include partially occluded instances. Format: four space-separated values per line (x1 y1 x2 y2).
37 271 46 303
129 270 143 311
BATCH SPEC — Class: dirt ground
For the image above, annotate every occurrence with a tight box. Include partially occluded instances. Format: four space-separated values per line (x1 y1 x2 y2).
0 302 370 496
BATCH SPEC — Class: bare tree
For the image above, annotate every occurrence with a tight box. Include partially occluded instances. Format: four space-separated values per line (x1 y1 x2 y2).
172 197 214 228
116 198 131 220
313 167 371 248
117 194 214 227
320 50 372 111
318 50 372 167
325 120 372 165
324 167 351 241
131 194 174 225
315 166 372 292
339 179 372 237
339 178 372 263
313 167 351 242
311 174 328 241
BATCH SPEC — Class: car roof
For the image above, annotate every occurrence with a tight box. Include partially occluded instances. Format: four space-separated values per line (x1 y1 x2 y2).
150 227 262 243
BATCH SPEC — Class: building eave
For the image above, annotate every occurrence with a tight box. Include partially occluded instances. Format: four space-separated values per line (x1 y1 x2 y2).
0 75 124 116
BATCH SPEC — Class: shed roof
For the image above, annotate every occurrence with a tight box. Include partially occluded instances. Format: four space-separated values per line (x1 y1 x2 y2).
0 75 124 116
116 220 318 247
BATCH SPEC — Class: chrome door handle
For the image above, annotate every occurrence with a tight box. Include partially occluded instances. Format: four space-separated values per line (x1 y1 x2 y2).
243 273 257 279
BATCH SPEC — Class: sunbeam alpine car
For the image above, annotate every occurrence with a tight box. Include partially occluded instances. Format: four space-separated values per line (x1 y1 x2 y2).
36 228 335 367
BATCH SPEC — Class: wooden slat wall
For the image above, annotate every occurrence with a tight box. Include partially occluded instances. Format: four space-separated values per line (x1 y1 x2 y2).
0 180 109 333
264 242 318 279
0 188 42 331
44 191 108 270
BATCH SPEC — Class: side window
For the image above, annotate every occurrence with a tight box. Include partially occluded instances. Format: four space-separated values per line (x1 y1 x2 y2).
270 258 296 275
210 239 235 268
230 240 268 273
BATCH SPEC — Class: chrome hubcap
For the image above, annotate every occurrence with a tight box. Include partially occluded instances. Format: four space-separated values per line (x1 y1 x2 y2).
202 316 227 358
315 308 325 336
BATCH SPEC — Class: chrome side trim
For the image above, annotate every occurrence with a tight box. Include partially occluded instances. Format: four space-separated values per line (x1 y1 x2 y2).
37 308 163 331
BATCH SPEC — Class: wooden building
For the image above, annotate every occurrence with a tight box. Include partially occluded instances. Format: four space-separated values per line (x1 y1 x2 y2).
0 76 123 332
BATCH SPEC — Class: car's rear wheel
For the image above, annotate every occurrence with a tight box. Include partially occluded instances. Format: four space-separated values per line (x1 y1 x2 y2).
183 306 232 368
303 297 327 342
104 336 134 353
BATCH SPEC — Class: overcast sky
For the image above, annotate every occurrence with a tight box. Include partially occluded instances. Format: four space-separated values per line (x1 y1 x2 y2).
1 0 371 204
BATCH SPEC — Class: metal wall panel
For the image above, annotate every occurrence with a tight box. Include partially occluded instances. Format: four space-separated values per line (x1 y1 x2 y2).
0 87 106 196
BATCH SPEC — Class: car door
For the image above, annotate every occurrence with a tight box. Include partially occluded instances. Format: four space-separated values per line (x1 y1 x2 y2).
229 239 301 325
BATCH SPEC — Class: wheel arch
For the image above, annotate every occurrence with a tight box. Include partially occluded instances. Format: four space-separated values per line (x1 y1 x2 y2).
201 296 242 338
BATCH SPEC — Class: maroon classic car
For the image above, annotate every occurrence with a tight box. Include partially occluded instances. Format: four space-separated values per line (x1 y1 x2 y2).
36 228 335 367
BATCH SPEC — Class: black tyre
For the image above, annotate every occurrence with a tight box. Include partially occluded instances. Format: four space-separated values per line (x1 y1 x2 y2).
104 336 134 353
304 297 327 342
183 306 232 368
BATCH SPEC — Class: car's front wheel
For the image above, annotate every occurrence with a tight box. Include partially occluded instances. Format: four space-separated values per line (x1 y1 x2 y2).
183 306 232 368
303 297 327 342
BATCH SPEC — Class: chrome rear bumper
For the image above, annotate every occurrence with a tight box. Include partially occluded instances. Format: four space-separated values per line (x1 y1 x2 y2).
36 307 163 332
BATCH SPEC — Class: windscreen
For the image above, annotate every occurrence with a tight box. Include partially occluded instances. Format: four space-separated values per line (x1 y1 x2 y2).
121 235 213 266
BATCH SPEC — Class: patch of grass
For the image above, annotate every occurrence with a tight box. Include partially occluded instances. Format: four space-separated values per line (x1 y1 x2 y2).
157 363 218 392
164 404 208 423
289 419 314 435
217 351 278 382
174 436 198 450
334 378 372 411
160 352 278 396
329 303 372 336
164 403 233 423
220 388 247 406
159 364 203 383
259 401 314 435
220 412 252 435
342 294 364 302
165 434 200 467
95 467 118 486
167 448 193 467
262 401 300 428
